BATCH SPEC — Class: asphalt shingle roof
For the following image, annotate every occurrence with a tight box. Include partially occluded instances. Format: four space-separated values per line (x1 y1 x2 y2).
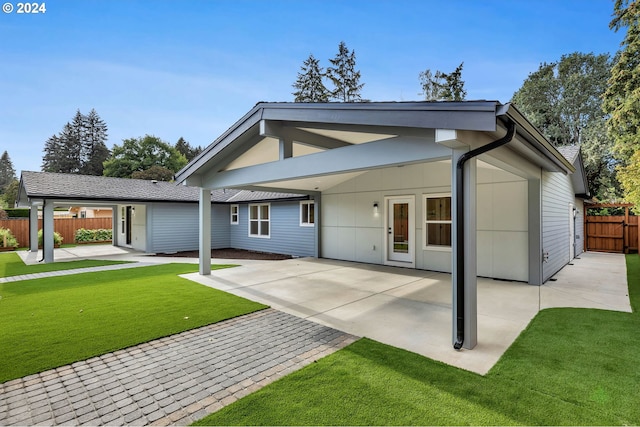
556 145 580 164
20 171 305 204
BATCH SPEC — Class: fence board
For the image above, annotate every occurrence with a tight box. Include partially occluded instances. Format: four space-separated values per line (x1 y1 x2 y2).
0 218 112 247
586 215 638 253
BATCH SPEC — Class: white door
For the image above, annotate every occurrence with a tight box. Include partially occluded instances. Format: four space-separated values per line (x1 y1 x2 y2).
569 203 575 259
386 196 414 265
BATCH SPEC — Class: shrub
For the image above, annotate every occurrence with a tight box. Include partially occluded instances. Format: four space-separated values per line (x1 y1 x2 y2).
0 208 8 220
37 229 63 246
75 228 113 243
4 208 29 218
0 228 18 248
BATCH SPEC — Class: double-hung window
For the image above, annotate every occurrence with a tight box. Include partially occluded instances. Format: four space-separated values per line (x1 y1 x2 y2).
300 201 315 226
249 203 270 238
424 194 452 249
230 204 239 225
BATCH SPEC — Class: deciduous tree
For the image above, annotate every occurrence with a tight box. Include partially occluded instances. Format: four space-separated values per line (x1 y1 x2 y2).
511 52 617 200
103 135 187 179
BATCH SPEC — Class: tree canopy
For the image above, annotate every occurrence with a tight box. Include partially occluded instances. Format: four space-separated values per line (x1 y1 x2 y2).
511 52 619 201
603 0 640 209
41 109 110 175
293 54 330 102
103 135 187 179
419 62 467 101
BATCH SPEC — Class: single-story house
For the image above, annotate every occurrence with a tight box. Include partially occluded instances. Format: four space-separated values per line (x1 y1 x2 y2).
17 171 314 259
174 101 590 350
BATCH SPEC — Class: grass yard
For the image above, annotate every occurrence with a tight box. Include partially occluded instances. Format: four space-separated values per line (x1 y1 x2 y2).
0 251 131 278
195 254 640 426
0 263 267 383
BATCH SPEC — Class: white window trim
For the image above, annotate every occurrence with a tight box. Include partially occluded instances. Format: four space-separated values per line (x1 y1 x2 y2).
299 200 315 227
230 204 239 225
423 193 452 252
248 203 271 239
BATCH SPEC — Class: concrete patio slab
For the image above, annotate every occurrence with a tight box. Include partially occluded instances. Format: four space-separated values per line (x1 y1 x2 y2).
185 251 630 375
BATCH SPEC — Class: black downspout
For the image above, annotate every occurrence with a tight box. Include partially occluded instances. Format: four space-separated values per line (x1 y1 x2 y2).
453 120 516 350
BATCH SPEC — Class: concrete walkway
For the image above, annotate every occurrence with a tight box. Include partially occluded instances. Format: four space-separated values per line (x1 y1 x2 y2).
0 309 357 426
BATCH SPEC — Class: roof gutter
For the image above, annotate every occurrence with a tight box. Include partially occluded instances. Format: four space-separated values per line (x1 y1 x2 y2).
453 119 516 350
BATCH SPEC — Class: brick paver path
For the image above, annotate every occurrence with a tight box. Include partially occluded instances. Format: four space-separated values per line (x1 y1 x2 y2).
0 309 358 426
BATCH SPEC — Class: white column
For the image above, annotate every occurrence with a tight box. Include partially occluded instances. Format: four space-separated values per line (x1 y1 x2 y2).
451 149 478 350
43 200 54 263
199 188 212 275
29 204 38 252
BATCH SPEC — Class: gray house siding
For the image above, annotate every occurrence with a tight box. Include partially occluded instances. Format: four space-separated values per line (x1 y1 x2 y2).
542 171 574 281
230 201 315 257
212 204 231 249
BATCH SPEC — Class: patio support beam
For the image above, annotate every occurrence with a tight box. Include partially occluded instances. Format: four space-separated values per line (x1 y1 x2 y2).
199 189 211 275
201 136 450 189
279 137 293 160
29 203 38 252
260 120 351 150
528 178 543 285
451 149 478 350
43 200 54 263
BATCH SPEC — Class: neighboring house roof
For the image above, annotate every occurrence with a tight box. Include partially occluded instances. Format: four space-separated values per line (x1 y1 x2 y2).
17 171 306 207
556 145 590 198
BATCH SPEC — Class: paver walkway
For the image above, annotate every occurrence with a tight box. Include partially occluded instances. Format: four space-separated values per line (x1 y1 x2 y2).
0 309 357 426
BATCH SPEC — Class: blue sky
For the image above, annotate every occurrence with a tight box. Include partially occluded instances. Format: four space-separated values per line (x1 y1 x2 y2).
0 0 624 175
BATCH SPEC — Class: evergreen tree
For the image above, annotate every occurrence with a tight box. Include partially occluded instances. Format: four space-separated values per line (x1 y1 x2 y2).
175 137 203 162
603 0 640 208
81 109 110 175
326 42 364 102
2 180 19 208
419 62 467 101
0 151 16 193
41 109 110 175
292 54 330 102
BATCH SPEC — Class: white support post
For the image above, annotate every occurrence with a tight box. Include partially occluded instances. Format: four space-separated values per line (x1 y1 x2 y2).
29 204 38 252
43 200 54 263
199 188 212 275
451 149 478 350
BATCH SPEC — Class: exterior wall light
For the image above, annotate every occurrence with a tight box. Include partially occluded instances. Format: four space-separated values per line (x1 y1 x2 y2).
373 202 379 215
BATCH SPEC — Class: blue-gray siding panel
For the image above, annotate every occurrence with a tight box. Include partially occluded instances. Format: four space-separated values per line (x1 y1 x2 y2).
230 202 315 257
149 203 229 253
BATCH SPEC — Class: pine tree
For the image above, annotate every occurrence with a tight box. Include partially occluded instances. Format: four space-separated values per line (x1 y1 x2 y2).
175 137 203 162
41 109 110 175
326 42 364 102
419 62 467 101
81 109 110 175
0 151 16 193
292 54 330 102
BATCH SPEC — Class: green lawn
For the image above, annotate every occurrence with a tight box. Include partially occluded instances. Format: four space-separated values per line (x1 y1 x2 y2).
195 254 640 426
0 263 267 383
0 251 132 278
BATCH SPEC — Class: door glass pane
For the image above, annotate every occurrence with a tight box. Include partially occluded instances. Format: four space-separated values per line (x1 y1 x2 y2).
393 203 409 253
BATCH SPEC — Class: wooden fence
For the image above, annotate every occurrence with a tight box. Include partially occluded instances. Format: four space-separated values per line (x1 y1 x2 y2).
585 204 638 254
0 218 113 248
